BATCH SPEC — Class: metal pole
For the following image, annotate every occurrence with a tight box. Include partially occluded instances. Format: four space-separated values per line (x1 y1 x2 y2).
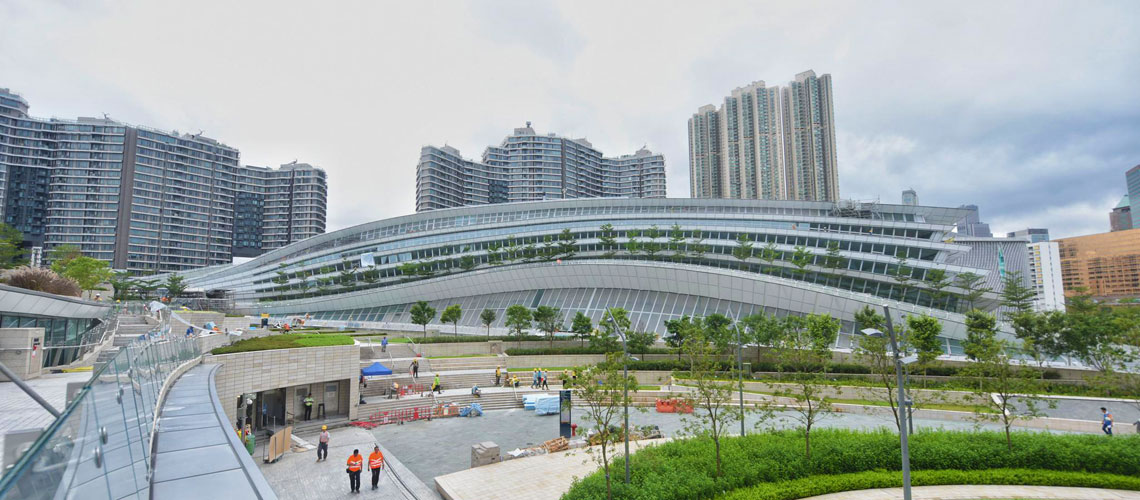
734 322 745 437
883 305 912 500
606 309 631 485
0 361 61 418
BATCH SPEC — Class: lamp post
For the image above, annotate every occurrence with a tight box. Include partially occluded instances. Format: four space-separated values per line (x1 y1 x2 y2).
606 309 632 485
859 304 913 500
732 319 746 437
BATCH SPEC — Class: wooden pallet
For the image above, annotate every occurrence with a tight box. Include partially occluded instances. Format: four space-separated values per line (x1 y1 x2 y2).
543 436 568 453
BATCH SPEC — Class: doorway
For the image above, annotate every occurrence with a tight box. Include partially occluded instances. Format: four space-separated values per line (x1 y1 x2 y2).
323 382 339 415
257 388 286 430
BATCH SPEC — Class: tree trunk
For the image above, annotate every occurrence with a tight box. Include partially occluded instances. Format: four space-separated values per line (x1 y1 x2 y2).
602 445 612 500
805 422 812 460
1004 424 1013 451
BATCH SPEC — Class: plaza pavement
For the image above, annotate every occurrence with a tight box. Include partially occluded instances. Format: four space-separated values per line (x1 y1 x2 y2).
0 371 89 458
256 426 438 500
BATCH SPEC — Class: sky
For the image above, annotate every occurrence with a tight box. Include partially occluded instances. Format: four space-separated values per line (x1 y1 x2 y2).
2 0 1138 240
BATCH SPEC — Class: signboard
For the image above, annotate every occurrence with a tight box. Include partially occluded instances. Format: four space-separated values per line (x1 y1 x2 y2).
559 390 572 438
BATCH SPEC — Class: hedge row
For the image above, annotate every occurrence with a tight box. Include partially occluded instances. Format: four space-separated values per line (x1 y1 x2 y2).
560 429 1140 500
505 347 673 356
385 334 547 344
718 469 1140 500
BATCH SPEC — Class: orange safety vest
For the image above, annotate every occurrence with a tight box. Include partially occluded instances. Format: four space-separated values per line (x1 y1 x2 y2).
369 451 384 469
347 454 363 472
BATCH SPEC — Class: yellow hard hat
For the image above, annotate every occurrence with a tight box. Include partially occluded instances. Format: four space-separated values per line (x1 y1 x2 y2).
321 425 327 430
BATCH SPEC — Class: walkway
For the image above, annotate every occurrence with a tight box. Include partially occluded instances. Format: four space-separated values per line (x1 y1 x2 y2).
151 364 277 499
800 485 1140 499
0 371 89 458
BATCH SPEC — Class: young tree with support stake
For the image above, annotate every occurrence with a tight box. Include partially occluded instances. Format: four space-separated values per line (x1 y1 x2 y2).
441 304 462 334
770 313 840 459
479 308 496 339
533 305 563 348
854 306 905 431
573 352 637 500
504 304 532 347
571 312 592 346
410 301 436 337
680 320 739 477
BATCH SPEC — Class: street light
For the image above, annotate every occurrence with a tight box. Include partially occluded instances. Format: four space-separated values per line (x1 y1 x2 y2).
606 309 633 485
731 317 746 437
858 304 916 500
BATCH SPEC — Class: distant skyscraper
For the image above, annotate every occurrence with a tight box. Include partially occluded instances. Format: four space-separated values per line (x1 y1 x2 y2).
1027 241 1066 311
1006 228 1050 243
1110 195 1132 232
902 189 918 206
956 204 993 237
233 163 328 258
688 70 838 202
1127 164 1140 213
0 87 327 271
416 123 665 212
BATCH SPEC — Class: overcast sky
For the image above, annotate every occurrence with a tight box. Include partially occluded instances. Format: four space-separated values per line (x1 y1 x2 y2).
2 0 1137 240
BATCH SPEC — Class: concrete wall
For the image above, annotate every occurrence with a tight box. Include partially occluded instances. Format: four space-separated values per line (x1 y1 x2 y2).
506 354 606 369
205 344 361 425
415 340 581 357
0 328 44 380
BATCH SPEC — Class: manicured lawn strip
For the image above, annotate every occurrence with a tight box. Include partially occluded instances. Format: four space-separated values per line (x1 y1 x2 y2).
427 354 497 359
717 469 1140 500
825 397 997 414
560 429 1140 500
211 334 354 354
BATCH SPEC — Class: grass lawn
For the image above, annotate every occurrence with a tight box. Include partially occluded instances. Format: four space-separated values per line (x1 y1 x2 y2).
211 334 354 354
826 397 997 414
428 354 496 359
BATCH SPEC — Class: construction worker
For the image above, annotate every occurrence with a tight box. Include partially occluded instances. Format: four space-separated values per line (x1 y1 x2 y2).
368 444 385 490
346 449 363 493
316 425 330 462
303 393 314 421
432 374 442 394
495 366 502 386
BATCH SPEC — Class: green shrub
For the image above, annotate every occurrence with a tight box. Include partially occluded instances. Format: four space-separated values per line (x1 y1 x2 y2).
210 334 354 354
408 334 546 344
560 429 1140 500
506 347 673 356
718 469 1140 500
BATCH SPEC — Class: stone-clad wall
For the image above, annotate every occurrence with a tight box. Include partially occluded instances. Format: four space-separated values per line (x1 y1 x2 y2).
0 328 43 380
205 344 360 426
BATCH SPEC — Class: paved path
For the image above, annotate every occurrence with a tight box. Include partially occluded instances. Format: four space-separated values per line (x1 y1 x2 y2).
258 426 438 500
800 485 1140 499
0 371 89 456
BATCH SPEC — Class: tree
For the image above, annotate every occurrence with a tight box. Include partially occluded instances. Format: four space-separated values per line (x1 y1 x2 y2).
624 229 641 256
47 244 82 268
702 313 735 354
822 241 847 271
1063 308 1136 378
410 301 436 337
770 313 839 458
689 230 707 260
924 268 951 309
487 242 503 265
272 263 290 286
571 311 593 347
625 331 656 353
790 245 812 275
759 242 780 274
479 308 496 338
441 304 463 334
955 272 991 311
643 225 662 258
1011 310 1066 377
504 304 532 347
557 228 577 260
0 223 26 269
398 261 421 278
1000 270 1036 319
591 307 631 352
668 224 686 261
540 235 555 261
906 314 946 425
855 325 903 431
664 315 698 360
533 305 563 348
732 233 754 265
681 320 740 477
598 224 618 258
960 313 1053 451
361 268 380 284
4 266 81 297
573 352 637 500
337 261 357 286
892 254 913 302
459 255 477 272
741 312 784 364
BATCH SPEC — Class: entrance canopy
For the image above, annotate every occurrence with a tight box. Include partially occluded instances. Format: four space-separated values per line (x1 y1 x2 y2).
361 362 392 376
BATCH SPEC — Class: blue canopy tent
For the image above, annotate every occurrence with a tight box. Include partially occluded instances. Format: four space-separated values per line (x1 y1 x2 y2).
361 362 393 376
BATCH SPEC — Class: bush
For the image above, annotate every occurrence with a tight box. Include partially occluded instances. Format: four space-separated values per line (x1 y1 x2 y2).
560 429 1140 500
506 346 673 356
4 266 81 297
719 469 1140 500
407 334 546 344
211 334 354 354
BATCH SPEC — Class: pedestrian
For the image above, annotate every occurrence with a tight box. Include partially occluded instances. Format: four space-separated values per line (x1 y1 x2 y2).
412 359 419 379
471 384 481 397
360 370 367 389
186 325 194 338
541 374 549 390
495 366 502 386
1101 407 1114 436
303 393 314 421
532 369 538 388
381 335 388 352
346 449 363 493
433 374 442 394
316 425 330 462
368 445 385 490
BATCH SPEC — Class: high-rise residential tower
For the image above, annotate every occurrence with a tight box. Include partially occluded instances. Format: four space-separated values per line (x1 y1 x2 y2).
0 87 328 271
688 70 838 202
233 163 328 258
416 123 665 212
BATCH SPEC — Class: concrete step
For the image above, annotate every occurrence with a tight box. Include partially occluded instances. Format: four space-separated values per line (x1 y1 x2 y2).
361 372 497 397
358 391 523 418
426 357 502 371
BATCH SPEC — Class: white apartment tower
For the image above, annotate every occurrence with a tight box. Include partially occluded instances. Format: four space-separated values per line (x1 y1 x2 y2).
689 70 838 202
1027 241 1066 312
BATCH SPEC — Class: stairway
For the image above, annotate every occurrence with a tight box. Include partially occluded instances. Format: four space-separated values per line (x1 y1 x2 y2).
426 356 502 371
94 315 155 369
357 388 526 418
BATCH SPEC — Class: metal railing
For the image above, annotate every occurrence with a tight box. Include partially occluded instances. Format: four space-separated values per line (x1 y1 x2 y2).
0 310 201 500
